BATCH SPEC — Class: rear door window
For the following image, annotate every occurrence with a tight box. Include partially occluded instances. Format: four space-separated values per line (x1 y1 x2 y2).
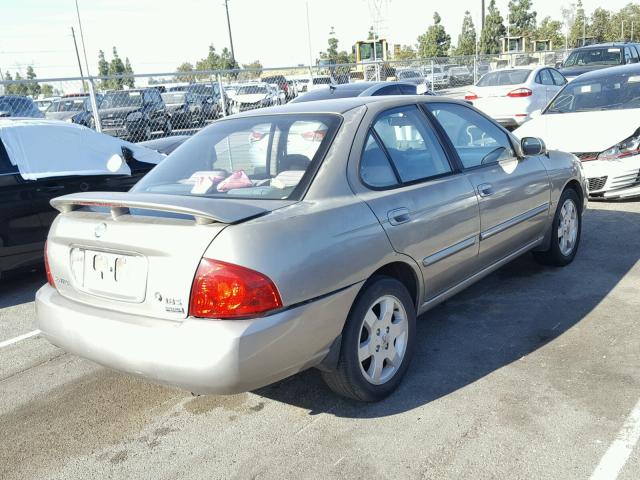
426 103 515 169
550 69 566 86
360 133 399 188
538 69 554 86
370 105 452 183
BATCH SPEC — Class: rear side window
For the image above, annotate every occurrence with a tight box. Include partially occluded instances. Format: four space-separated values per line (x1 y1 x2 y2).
365 105 452 185
360 133 398 188
550 69 566 86
398 84 417 95
537 69 554 86
426 103 515 169
373 85 401 96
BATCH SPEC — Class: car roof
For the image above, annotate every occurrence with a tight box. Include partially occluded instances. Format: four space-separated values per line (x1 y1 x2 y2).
567 62 640 81
572 42 640 50
230 95 464 117
289 82 420 103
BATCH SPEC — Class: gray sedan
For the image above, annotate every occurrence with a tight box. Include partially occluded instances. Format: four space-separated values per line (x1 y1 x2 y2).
36 96 587 401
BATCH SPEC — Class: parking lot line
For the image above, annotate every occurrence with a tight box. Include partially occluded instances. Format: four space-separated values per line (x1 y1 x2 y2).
590 396 640 480
0 330 40 349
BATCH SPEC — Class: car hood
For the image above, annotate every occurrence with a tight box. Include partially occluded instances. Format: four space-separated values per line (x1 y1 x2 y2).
235 93 268 104
514 109 640 153
99 107 141 118
559 65 610 78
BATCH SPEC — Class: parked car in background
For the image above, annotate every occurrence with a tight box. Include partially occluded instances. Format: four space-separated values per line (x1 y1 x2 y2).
45 96 88 122
515 63 640 199
99 88 171 141
421 65 448 89
0 119 164 279
290 81 435 103
465 66 566 129
138 134 190 155
34 97 59 113
0 95 44 118
307 76 335 92
228 83 279 113
37 96 585 402
161 91 206 129
559 42 640 81
169 83 226 119
261 74 292 100
448 66 474 86
294 78 310 93
395 68 431 90
267 83 287 105
71 94 104 128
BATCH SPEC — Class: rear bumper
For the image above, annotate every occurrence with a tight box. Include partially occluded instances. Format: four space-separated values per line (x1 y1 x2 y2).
35 282 361 394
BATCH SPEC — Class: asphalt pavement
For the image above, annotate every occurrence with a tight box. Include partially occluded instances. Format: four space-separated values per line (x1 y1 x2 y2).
1 200 639 480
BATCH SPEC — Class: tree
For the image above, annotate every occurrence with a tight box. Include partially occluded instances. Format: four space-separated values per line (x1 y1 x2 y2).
108 47 126 90
124 57 135 88
175 62 195 82
41 84 54 97
480 0 507 54
25 65 40 97
589 8 612 43
507 0 537 37
97 50 110 88
417 12 451 58
319 29 352 64
12 72 29 95
456 11 477 56
569 0 587 47
535 16 564 50
395 45 417 60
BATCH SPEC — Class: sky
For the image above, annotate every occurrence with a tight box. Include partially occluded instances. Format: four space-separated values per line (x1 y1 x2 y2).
0 0 636 81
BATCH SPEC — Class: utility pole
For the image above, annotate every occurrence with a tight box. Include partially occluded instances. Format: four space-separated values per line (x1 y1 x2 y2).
224 0 236 65
622 21 625 41
70 27 86 92
306 1 314 73
75 0 101 132
481 0 485 31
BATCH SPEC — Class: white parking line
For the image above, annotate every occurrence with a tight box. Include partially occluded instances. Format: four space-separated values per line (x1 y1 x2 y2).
0 330 41 349
590 396 640 480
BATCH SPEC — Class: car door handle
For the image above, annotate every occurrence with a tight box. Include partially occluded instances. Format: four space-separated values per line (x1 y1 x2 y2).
388 208 411 225
477 183 494 197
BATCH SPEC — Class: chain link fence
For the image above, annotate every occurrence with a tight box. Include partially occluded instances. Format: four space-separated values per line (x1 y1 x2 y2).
0 50 569 144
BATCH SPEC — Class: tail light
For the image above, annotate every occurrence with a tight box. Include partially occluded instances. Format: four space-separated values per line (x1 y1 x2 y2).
283 83 288 93
44 240 56 288
464 92 478 101
189 259 282 319
507 88 532 98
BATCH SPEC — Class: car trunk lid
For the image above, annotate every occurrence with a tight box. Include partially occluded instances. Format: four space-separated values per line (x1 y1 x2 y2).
47 192 294 320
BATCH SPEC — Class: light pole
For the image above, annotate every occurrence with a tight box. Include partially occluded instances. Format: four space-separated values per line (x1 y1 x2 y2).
74 0 101 132
224 0 236 65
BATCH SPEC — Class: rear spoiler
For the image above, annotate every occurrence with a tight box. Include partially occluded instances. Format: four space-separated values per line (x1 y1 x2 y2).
50 192 284 225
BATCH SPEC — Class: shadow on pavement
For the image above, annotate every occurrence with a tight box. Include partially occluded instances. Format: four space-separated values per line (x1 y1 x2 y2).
256 207 640 417
0 270 45 309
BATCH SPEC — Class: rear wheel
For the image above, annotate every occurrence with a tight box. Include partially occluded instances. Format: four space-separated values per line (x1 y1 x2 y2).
321 276 416 402
533 188 582 266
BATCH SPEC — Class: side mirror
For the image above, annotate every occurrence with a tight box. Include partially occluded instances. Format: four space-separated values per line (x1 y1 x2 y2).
521 137 547 156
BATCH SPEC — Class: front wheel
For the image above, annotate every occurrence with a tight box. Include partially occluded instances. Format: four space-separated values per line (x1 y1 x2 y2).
321 276 416 402
533 188 582 266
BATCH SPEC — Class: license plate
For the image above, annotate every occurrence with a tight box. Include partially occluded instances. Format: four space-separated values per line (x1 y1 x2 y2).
70 248 147 302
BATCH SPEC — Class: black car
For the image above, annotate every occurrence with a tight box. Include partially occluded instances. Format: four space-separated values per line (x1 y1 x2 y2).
0 120 170 279
71 94 104 128
161 91 206 129
98 88 171 142
290 81 435 104
448 66 474 86
261 75 292 100
560 42 640 80
169 83 226 119
0 95 44 118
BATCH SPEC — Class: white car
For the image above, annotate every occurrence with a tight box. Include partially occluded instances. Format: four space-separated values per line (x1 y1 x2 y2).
465 67 567 129
514 64 640 199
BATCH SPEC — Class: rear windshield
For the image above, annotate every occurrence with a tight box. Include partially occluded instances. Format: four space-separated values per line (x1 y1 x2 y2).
564 47 622 67
313 77 332 85
477 69 531 86
162 92 186 104
237 85 268 95
49 99 86 112
133 114 341 200
397 70 421 78
545 71 640 113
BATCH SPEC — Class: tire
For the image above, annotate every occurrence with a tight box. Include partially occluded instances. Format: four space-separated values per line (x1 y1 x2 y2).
533 187 582 266
321 276 416 402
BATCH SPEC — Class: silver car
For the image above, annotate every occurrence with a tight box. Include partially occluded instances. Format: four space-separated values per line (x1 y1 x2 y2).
36 96 587 401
